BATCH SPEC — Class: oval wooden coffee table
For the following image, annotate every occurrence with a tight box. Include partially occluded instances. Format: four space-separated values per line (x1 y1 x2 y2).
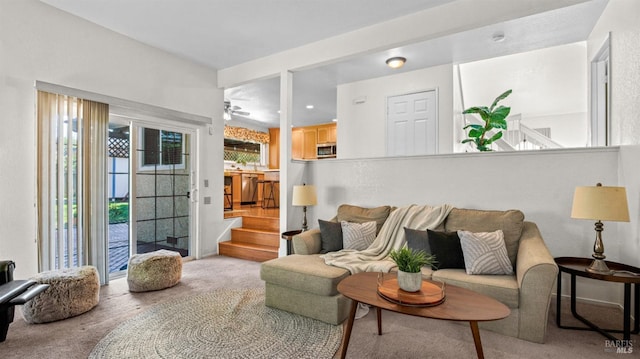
337 272 510 359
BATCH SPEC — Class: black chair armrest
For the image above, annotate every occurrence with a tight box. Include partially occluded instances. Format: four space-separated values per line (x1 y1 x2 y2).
0 280 37 304
9 284 49 305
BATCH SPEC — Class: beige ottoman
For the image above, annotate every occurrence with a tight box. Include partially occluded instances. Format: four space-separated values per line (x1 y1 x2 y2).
260 254 351 325
21 266 100 324
127 249 182 292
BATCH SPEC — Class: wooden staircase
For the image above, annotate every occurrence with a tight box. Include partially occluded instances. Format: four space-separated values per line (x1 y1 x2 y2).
219 215 280 262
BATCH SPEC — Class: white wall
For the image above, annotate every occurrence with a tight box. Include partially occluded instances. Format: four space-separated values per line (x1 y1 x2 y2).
587 0 640 271
0 0 224 278
304 146 638 305
618 146 640 267
337 64 453 158
459 42 588 148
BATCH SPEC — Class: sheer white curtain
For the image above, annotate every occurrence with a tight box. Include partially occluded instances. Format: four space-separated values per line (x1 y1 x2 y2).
37 90 109 284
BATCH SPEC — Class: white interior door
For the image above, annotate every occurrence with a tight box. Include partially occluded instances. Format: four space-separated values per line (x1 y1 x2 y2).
387 90 437 156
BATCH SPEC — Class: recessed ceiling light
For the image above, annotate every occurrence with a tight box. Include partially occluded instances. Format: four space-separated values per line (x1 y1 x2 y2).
492 32 505 42
306 105 314 109
386 56 406 69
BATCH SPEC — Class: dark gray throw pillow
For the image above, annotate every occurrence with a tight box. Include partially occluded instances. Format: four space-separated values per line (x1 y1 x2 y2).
318 220 343 253
404 227 431 255
427 229 465 270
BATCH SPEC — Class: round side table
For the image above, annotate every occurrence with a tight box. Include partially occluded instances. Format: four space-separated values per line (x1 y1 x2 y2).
555 256 640 343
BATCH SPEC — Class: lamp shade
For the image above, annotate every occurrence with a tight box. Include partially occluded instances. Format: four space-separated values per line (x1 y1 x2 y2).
571 185 630 222
292 185 317 206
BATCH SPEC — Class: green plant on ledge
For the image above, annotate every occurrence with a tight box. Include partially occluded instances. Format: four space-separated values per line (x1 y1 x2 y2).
462 89 512 152
389 247 436 273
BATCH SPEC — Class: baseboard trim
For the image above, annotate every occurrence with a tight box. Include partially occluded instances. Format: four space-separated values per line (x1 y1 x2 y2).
552 292 623 310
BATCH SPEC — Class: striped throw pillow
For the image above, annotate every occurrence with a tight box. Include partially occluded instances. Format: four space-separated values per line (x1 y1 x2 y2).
341 221 376 251
458 230 514 275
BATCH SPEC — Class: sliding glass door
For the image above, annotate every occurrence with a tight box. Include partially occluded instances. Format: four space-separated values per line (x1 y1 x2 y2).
133 126 192 258
107 117 196 277
107 121 131 273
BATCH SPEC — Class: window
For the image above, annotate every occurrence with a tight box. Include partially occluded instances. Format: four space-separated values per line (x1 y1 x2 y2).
223 138 262 165
141 128 185 169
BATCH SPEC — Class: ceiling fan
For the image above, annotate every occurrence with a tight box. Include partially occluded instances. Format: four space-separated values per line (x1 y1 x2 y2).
224 100 250 119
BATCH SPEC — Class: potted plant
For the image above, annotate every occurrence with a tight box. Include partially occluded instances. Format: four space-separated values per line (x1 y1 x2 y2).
389 247 436 292
462 89 512 151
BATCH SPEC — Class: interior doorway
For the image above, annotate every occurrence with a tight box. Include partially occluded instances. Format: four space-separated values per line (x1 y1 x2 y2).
591 34 610 147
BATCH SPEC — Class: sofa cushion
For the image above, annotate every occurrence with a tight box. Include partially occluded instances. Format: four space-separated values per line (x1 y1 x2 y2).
444 208 524 267
432 269 519 309
458 230 514 275
341 221 376 250
337 204 391 235
318 220 343 253
260 254 350 297
427 230 465 270
404 227 431 254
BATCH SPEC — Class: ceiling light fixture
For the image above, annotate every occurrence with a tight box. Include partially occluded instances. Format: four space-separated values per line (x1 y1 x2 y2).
386 56 406 69
306 105 314 109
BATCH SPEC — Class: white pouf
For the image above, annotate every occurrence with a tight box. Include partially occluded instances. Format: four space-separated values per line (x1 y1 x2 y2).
127 249 182 292
21 266 100 324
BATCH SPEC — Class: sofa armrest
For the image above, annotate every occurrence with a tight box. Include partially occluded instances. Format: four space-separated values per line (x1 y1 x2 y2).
515 221 558 343
292 229 322 255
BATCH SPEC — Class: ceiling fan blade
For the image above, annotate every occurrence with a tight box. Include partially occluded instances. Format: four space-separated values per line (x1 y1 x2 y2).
233 110 250 116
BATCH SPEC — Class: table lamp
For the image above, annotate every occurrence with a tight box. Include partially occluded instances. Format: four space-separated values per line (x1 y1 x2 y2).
292 184 317 231
571 183 629 274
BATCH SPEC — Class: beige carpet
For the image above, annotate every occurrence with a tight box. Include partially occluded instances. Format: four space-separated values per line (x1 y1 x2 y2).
0 255 635 358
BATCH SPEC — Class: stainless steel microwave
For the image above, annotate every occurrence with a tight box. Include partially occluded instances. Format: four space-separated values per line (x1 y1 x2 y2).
317 143 337 158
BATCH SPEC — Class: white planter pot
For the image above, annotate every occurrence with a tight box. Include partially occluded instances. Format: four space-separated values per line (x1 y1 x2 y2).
397 270 422 292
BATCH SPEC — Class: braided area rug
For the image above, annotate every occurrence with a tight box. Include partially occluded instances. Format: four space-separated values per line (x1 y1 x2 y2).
89 288 342 359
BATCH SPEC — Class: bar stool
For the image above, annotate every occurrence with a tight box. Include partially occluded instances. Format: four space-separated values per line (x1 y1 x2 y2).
262 180 279 208
252 177 263 207
224 176 233 210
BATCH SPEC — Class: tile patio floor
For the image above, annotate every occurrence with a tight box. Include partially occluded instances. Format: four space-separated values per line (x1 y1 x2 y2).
108 223 188 274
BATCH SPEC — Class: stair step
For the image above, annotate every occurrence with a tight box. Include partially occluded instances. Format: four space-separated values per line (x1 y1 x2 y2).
242 215 279 232
230 228 280 247
218 241 278 262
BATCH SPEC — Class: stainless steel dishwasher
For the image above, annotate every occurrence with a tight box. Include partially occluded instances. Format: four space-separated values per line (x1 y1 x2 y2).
241 173 258 205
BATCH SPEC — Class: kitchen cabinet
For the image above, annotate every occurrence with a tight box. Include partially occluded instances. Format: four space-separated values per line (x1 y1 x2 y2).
303 128 317 159
268 128 279 169
226 171 265 208
291 122 336 160
231 174 241 207
317 123 336 144
292 128 303 159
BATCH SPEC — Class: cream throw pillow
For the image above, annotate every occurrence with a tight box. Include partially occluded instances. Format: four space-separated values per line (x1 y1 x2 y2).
458 230 514 275
341 221 376 250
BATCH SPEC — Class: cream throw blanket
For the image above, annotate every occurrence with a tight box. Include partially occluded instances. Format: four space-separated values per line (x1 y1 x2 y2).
320 204 453 274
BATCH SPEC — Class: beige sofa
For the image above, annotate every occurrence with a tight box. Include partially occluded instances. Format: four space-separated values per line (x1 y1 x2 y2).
260 205 558 343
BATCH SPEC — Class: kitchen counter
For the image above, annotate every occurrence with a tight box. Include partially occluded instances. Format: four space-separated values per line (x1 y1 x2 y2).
224 170 279 208
224 169 279 176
